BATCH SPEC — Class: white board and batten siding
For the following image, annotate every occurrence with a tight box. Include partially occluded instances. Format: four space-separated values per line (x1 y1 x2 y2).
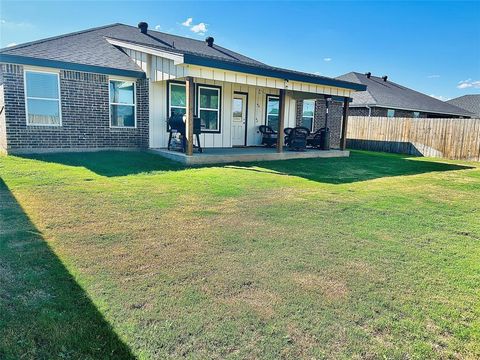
125 50 350 149
149 79 297 149
145 56 352 98
122 48 148 72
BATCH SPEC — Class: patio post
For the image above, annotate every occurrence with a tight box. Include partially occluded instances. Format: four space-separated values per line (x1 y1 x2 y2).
185 76 195 156
340 97 350 151
276 89 286 152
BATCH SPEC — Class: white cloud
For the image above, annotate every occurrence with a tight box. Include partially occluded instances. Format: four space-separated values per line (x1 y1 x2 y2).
429 94 450 101
427 74 440 78
323 57 332 62
190 22 207 34
314 71 321 75
154 24 161 31
0 19 33 29
6 42 17 47
457 79 480 89
182 17 193 27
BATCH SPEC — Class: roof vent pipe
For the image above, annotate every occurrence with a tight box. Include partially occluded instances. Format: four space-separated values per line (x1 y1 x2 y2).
365 72 371 78
205 37 214 47
138 22 148 34
382 76 388 82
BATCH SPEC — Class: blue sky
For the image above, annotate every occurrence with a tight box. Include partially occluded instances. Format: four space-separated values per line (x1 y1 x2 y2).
1 1 479 100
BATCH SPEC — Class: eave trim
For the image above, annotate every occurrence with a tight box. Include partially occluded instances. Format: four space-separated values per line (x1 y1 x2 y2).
105 38 185 65
183 54 367 92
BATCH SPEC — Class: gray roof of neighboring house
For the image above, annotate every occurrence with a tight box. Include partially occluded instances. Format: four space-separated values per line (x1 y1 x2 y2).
0 23 365 91
336 72 474 117
447 95 480 117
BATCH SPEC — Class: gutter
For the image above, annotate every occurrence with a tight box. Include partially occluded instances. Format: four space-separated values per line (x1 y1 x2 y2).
349 104 472 118
366 105 372 117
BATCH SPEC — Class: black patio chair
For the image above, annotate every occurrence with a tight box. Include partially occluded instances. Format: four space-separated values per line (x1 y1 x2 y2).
307 127 329 149
284 127 293 146
287 126 310 151
307 128 322 148
259 125 278 147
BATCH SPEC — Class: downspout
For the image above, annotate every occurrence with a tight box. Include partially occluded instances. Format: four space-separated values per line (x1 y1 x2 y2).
366 105 372 117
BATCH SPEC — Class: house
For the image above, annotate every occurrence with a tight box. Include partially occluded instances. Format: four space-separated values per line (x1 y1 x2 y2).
336 72 473 119
0 22 365 161
447 95 480 117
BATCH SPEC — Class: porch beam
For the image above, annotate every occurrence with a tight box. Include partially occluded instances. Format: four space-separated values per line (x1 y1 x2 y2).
340 97 350 151
277 89 286 152
185 76 195 156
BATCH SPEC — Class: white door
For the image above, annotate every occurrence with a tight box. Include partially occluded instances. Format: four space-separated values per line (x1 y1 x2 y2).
232 93 247 146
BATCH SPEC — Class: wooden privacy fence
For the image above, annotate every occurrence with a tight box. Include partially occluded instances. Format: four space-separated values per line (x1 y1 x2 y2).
346 116 480 161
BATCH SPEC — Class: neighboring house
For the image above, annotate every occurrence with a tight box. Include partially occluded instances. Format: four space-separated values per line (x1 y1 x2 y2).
447 95 480 117
0 22 365 155
336 72 473 119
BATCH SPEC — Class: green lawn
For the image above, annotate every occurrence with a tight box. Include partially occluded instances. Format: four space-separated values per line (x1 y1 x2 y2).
0 150 479 359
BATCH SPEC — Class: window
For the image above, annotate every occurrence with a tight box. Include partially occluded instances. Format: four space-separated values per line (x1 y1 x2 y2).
198 85 220 132
301 100 315 130
169 82 186 118
110 80 135 127
266 95 279 131
413 111 420 118
387 109 395 118
24 70 61 126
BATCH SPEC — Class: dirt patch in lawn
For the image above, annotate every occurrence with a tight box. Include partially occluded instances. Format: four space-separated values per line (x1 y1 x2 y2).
292 272 348 300
222 287 281 319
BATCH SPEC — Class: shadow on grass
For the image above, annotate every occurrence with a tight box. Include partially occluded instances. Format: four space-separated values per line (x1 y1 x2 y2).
18 150 474 184
21 150 186 177
0 179 134 359
230 151 475 184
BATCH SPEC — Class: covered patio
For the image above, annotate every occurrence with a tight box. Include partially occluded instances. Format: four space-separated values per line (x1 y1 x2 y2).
151 147 350 165
111 37 366 158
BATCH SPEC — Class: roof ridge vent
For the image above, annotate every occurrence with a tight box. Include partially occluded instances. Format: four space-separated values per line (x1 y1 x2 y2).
138 22 148 34
382 75 388 82
365 72 371 78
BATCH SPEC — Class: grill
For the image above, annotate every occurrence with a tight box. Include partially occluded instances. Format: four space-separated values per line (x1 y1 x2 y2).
167 114 203 153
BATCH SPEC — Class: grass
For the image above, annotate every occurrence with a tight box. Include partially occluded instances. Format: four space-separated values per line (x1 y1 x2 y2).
0 150 479 359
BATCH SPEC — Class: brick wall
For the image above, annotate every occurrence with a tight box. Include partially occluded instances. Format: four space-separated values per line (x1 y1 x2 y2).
348 107 370 117
295 98 344 148
0 69 6 153
349 106 449 118
0 64 149 153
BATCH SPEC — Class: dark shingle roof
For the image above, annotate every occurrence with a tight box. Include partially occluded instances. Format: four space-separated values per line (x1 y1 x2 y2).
0 23 262 72
0 23 365 91
336 72 474 117
447 95 480 117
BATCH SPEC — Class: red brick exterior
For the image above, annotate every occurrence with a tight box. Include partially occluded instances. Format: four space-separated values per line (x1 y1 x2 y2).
0 64 149 153
295 98 344 149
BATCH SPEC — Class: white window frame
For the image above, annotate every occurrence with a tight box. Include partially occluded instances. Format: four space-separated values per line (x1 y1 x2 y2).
24 69 62 126
266 95 280 128
197 85 220 132
301 99 315 131
387 109 395 118
168 82 186 118
109 79 137 129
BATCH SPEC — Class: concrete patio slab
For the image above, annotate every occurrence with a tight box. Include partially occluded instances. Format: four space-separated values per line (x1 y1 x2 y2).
150 147 350 165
